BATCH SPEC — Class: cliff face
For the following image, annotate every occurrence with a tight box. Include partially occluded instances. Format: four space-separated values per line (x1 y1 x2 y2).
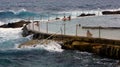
0 20 30 28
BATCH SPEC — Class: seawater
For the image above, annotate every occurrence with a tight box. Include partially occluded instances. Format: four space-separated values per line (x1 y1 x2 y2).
0 0 120 67
0 49 118 67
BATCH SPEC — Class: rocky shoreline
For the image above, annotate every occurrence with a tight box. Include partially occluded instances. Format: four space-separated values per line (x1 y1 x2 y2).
102 10 120 15
0 20 30 28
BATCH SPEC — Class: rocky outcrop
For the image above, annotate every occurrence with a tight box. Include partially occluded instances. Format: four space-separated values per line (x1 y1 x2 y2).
102 11 120 15
55 17 60 20
18 40 40 48
0 20 31 28
21 24 31 37
77 13 95 17
62 39 120 60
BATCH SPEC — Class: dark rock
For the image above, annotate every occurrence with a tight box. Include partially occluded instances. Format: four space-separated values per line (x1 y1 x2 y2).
77 13 95 17
0 20 31 28
102 11 120 15
22 24 31 37
55 17 60 20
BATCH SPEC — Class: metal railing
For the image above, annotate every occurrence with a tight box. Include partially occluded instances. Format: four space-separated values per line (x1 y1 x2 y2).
26 13 120 40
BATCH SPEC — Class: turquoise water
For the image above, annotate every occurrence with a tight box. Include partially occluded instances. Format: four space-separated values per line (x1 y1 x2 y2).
0 0 120 22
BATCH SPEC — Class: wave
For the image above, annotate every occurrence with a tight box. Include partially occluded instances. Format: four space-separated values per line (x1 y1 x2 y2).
0 21 4 25
1 8 120 23
0 9 37 19
0 8 120 19
60 8 120 16
0 28 30 49
17 40 63 52
0 26 63 52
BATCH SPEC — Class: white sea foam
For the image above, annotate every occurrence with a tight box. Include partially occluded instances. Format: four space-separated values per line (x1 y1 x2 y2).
19 40 63 52
58 8 120 18
9 18 23 23
8 8 27 14
0 27 31 50
2 18 23 24
0 28 22 42
0 21 4 25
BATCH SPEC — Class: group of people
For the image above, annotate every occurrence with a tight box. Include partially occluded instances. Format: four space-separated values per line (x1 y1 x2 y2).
55 15 71 21
62 15 71 21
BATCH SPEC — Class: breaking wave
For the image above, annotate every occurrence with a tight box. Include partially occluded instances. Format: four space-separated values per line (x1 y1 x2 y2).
0 27 63 52
1 8 120 20
17 40 63 52
0 28 29 50
0 10 37 19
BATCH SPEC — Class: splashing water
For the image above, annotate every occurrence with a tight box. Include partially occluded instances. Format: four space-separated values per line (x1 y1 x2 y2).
0 28 30 50
18 40 63 52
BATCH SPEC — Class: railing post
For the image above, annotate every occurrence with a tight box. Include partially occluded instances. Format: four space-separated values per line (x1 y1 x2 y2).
63 23 66 35
76 24 81 36
28 23 30 30
48 12 50 21
76 24 78 36
46 22 48 33
40 16 43 32
98 8 100 16
27 17 30 30
32 17 34 30
32 22 34 30
60 27 63 35
30 22 32 30
38 22 40 32
99 26 101 38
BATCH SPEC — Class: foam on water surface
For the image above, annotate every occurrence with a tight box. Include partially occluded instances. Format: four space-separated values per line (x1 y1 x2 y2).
0 27 30 49
18 40 63 52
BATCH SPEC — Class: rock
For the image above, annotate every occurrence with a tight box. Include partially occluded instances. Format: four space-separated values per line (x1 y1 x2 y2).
72 41 89 46
0 20 31 28
55 17 60 20
18 40 40 48
72 41 81 46
18 39 57 48
92 44 103 54
71 41 92 52
22 24 32 37
102 11 120 15
77 13 95 17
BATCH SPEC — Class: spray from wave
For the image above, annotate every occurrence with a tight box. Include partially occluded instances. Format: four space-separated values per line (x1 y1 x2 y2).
17 40 63 52
0 28 30 50
0 10 37 19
